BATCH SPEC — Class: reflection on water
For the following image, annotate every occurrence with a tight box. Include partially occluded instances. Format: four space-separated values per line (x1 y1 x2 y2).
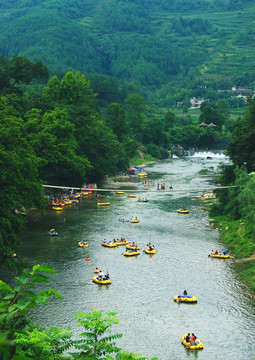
4 154 255 359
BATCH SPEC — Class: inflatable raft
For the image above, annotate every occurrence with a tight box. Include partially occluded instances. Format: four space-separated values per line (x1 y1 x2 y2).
101 242 116 248
97 202 110 206
177 209 189 214
130 219 139 223
181 334 203 350
78 241 88 247
123 250 140 256
52 206 63 211
114 240 129 246
145 248 156 254
174 295 197 303
126 244 140 250
92 275 111 285
209 253 230 259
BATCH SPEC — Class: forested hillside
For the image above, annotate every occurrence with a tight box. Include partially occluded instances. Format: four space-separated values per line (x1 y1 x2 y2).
0 0 254 104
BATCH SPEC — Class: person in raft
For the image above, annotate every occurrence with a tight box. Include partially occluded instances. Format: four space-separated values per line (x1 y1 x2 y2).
187 333 197 347
104 273 110 280
178 290 188 301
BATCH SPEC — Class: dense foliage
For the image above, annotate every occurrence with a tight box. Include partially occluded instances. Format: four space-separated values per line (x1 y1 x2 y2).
210 98 255 219
208 99 255 285
0 0 254 105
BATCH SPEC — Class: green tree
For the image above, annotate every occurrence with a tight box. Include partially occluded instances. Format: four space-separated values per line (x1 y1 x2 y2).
125 93 146 140
77 116 128 181
168 125 205 148
24 107 91 186
88 74 122 107
105 103 127 142
116 351 158 359
44 71 96 107
44 72 127 182
72 309 122 359
0 98 45 269
199 106 224 128
0 55 48 94
216 99 230 120
164 110 176 130
14 326 73 360
227 98 255 172
142 118 168 148
9 55 48 86
0 265 67 359
238 173 255 237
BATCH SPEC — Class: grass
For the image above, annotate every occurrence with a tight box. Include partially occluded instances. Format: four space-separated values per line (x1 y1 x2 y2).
199 169 212 174
209 215 255 290
238 260 255 291
129 153 158 167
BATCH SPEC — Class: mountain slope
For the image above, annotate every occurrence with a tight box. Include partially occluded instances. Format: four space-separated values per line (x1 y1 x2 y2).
0 0 254 102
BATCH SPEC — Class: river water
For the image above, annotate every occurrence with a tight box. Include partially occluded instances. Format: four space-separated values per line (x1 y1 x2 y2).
12 152 255 359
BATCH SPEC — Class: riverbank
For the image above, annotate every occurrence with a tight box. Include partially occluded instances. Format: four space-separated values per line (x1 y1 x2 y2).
207 215 255 291
102 156 159 188
198 191 255 291
129 152 160 168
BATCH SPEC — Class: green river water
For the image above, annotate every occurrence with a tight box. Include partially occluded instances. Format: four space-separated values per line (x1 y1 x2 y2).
7 152 255 359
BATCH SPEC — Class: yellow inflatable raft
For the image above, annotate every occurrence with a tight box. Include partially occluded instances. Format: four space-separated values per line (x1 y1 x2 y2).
116 191 124 194
114 240 129 246
145 248 156 254
174 295 197 303
177 209 189 214
138 173 148 178
127 194 136 198
101 242 116 248
130 219 139 223
209 253 230 259
52 206 63 211
97 202 110 206
78 241 88 247
126 244 140 250
123 250 140 256
92 275 111 285
181 334 203 350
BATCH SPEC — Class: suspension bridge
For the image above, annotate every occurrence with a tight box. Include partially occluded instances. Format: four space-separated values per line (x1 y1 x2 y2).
42 184 237 193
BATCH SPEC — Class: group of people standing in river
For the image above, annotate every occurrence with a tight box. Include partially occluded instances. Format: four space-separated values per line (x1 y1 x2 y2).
156 182 173 191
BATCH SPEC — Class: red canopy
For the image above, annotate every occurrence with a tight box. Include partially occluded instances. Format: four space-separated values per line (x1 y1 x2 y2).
129 167 136 171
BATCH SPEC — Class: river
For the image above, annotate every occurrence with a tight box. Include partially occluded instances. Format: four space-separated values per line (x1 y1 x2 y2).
12 152 255 359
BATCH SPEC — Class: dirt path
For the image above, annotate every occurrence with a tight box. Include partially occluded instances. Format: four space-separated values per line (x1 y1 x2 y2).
239 251 255 262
